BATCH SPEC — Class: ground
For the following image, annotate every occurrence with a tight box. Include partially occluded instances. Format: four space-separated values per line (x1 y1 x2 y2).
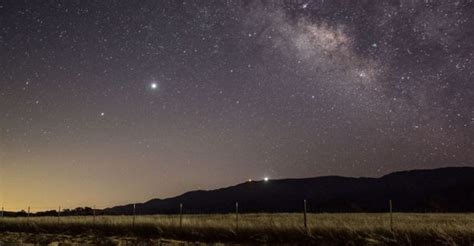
1 213 473 245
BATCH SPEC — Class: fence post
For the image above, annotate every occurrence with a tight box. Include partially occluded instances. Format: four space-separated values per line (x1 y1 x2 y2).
27 206 30 223
303 199 308 232
93 205 96 226
58 206 61 224
389 199 393 231
235 202 239 231
132 203 136 227
179 203 183 228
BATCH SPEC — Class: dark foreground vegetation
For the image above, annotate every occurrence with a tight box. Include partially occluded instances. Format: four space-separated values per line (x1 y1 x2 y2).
1 213 474 245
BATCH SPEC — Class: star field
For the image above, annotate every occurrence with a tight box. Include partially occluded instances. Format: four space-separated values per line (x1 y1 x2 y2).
1 0 473 210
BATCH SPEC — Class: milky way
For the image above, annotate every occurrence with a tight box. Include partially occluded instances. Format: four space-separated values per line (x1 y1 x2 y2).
1 0 473 210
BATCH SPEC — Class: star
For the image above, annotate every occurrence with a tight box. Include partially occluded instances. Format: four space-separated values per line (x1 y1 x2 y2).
151 82 158 90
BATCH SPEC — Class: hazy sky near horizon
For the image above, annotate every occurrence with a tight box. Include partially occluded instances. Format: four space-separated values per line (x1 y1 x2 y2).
1 0 473 211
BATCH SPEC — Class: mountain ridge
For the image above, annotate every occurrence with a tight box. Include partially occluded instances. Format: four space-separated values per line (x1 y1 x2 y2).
104 166 474 214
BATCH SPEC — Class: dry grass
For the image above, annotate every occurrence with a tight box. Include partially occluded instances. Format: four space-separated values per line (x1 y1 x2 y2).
1 213 474 245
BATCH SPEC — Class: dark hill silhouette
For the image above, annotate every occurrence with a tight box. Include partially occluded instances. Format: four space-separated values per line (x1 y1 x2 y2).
104 167 474 214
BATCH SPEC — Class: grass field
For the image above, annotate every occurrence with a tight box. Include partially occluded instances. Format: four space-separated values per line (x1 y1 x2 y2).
1 213 474 245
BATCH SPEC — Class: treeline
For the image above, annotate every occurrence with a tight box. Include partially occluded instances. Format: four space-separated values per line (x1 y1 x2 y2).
1 207 106 217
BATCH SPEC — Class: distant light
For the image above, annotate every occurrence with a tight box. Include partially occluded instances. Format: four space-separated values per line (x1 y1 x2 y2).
100 112 105 116
151 83 158 89
248 179 253 182
264 177 269 182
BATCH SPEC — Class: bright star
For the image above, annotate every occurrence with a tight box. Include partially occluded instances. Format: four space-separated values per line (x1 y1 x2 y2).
151 82 158 89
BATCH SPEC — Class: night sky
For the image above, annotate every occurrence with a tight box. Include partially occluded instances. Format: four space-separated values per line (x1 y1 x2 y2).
1 0 473 211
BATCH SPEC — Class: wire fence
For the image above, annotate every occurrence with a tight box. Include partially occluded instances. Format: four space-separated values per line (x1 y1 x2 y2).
0 199 397 232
